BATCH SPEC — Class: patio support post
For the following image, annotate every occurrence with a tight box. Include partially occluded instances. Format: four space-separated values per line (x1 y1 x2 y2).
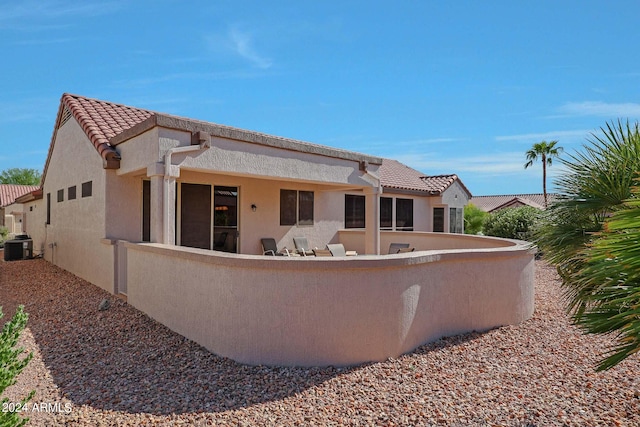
364 186 381 255
162 142 210 245
146 163 165 243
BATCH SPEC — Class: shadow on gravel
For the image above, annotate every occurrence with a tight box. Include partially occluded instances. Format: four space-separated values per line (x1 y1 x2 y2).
2 259 359 415
1 259 492 416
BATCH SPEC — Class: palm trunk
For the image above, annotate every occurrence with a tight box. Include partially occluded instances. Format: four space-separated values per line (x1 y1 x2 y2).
542 154 547 208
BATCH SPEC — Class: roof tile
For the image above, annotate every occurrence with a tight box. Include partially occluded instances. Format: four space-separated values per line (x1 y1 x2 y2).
470 194 555 212
380 159 468 195
0 185 40 208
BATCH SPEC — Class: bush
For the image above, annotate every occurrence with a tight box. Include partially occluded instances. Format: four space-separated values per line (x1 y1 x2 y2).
0 226 8 247
463 203 487 235
482 206 542 241
0 306 35 427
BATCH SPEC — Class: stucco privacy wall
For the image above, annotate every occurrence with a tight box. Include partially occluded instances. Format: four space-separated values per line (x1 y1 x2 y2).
339 230 516 255
39 118 114 292
125 240 535 367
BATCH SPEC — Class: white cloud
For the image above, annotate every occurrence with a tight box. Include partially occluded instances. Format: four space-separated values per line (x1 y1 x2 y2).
228 28 273 69
495 129 591 143
556 101 640 118
0 1 122 29
204 26 274 70
393 151 529 176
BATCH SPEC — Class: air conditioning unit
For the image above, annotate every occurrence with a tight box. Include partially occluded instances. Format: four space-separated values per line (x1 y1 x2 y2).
3 237 33 261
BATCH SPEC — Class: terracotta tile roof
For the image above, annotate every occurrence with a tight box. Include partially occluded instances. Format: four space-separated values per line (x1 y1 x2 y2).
42 94 470 198
41 93 382 184
61 93 154 162
0 184 40 208
380 159 471 196
41 94 156 184
470 193 555 212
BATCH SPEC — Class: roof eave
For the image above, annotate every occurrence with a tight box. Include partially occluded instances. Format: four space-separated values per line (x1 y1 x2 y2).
111 113 383 165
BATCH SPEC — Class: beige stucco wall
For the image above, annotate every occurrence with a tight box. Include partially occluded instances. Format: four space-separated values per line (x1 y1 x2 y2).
105 172 143 241
21 199 45 255
40 118 114 292
125 238 535 367
441 181 470 208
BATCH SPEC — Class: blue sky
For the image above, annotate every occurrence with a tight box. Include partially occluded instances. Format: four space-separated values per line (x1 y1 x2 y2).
2 1 640 195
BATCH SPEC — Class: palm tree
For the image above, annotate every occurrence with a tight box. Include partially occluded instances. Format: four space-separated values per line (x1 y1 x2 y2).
524 140 563 207
535 120 640 370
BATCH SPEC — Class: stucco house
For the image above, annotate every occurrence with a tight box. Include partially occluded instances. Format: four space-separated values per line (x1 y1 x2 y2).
22 93 470 293
16 93 537 367
0 184 40 238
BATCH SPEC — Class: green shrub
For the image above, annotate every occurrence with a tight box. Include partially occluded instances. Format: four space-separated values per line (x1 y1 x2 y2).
0 226 8 245
482 206 542 241
0 306 35 427
463 203 487 235
535 120 640 370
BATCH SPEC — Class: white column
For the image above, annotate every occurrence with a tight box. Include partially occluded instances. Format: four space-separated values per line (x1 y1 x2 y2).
147 163 176 245
364 186 381 255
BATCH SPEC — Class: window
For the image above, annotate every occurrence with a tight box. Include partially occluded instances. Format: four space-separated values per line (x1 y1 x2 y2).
450 207 463 233
345 195 365 228
57 189 64 202
396 198 414 231
68 185 76 200
280 190 297 225
433 207 444 232
82 181 92 197
280 189 314 226
46 193 51 224
380 197 392 229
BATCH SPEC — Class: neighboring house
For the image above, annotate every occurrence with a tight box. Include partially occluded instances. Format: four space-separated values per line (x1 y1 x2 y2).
470 193 556 213
0 184 40 236
379 159 471 233
22 93 470 293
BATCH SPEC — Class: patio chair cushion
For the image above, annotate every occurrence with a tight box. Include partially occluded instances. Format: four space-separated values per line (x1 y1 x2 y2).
293 237 313 256
326 243 347 257
261 238 289 256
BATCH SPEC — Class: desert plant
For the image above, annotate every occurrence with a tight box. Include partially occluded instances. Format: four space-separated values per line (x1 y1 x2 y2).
463 203 487 235
535 120 640 369
0 306 35 427
570 185 640 370
482 206 542 241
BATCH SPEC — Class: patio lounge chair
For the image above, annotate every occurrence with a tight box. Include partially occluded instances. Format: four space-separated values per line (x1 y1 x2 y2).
312 249 333 257
293 236 314 256
261 238 290 256
388 242 410 254
326 243 346 257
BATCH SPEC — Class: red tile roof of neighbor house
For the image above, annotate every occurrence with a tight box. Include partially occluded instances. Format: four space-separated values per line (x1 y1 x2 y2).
0 185 40 208
380 159 471 196
470 193 556 212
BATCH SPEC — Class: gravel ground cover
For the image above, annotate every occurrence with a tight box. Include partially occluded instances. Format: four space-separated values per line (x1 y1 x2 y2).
1 258 639 426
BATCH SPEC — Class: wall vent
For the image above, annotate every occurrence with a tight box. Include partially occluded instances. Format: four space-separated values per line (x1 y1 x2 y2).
59 106 72 128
